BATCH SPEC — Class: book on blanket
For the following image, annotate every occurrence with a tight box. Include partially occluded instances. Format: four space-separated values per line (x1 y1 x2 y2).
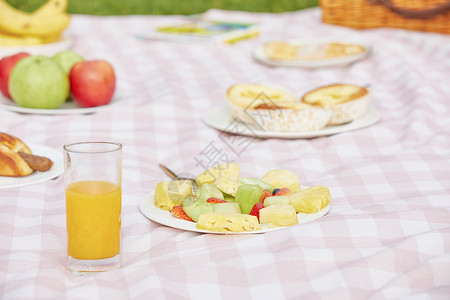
138 17 259 44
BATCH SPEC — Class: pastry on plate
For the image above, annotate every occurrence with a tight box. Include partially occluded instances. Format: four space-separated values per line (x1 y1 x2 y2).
301 84 369 125
264 41 367 61
226 83 331 132
0 132 53 177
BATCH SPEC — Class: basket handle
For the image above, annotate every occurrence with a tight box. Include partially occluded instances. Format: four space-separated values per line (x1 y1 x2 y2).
368 0 450 19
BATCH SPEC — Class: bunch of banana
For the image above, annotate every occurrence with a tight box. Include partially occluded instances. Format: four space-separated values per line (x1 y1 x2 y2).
0 0 70 47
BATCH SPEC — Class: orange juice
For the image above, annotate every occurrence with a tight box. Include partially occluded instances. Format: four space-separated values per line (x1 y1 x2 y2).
66 180 121 260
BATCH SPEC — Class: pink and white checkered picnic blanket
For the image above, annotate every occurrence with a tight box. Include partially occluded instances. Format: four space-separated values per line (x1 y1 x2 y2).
1 8 449 300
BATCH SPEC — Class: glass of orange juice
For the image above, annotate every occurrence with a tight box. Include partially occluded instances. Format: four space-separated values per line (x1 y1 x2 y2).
63 141 122 275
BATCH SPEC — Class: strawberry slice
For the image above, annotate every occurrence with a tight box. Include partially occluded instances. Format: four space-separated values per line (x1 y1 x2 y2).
274 188 291 196
170 206 194 222
207 197 227 204
249 202 265 222
260 189 272 204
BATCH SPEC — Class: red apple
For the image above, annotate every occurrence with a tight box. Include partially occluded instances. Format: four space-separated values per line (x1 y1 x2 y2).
0 52 30 99
69 60 116 107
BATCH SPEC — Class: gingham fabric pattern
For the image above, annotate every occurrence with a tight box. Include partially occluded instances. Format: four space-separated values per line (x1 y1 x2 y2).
1 8 449 300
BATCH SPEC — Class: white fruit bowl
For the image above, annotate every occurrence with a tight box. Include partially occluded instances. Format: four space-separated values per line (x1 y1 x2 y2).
0 37 72 59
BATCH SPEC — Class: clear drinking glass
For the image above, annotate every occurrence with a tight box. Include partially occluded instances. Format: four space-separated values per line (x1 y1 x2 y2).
63 141 122 275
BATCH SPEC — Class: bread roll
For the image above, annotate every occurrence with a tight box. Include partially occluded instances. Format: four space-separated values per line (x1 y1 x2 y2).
17 152 53 172
0 132 34 177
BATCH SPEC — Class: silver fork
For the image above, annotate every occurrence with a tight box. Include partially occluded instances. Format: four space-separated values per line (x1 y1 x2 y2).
158 164 198 191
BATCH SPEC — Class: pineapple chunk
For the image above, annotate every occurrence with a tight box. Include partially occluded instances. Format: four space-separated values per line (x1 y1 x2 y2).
195 163 240 186
196 212 262 232
262 169 300 193
289 186 330 214
154 180 193 211
213 202 241 214
213 176 241 197
263 196 290 207
259 204 299 226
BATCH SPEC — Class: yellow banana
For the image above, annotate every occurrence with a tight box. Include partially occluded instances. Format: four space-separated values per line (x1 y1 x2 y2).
40 34 64 43
33 0 68 16
0 0 70 37
0 30 42 46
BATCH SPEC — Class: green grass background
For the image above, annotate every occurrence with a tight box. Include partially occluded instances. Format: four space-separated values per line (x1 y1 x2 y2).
8 0 319 15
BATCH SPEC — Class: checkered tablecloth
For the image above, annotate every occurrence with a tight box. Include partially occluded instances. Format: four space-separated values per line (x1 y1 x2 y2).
1 8 449 300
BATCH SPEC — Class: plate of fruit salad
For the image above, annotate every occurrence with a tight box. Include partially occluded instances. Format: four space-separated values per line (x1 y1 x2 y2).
139 163 331 234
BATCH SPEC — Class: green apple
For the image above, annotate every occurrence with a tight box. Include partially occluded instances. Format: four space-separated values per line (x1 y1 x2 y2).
52 50 84 75
9 55 69 109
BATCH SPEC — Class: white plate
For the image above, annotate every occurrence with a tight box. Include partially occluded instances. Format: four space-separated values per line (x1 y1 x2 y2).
139 192 330 235
203 103 380 139
253 38 371 68
0 144 63 188
0 38 72 59
0 94 123 115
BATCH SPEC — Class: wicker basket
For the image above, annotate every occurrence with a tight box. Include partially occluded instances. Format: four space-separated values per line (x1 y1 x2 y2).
320 0 450 34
